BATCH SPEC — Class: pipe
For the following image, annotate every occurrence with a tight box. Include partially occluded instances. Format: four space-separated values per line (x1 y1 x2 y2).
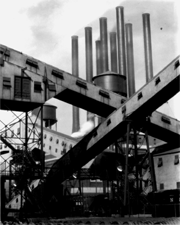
110 32 118 73
85 27 95 122
116 6 126 76
99 17 109 73
85 27 93 82
96 40 102 75
72 36 80 133
125 23 135 97
142 13 153 82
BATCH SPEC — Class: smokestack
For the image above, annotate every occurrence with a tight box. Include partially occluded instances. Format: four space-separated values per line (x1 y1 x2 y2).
142 13 153 82
96 40 102 75
72 36 80 133
99 17 109 72
116 6 126 76
110 32 118 73
85 27 93 82
85 27 95 122
125 23 135 97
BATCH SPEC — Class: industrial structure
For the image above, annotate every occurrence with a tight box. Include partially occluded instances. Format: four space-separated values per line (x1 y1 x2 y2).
0 5 180 222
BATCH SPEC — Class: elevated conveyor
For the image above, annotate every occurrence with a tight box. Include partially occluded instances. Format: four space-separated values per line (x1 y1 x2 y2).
42 56 180 206
1 44 180 214
0 44 179 145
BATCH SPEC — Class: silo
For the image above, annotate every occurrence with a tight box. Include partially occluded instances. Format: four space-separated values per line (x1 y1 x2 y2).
92 71 127 97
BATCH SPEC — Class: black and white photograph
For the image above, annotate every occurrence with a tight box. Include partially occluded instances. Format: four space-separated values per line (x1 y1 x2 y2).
0 0 180 224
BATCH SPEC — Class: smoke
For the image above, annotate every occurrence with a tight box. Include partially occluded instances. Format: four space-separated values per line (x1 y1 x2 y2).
71 119 95 138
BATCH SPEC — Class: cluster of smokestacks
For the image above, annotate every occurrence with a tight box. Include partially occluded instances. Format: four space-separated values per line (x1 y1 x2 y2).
71 6 153 134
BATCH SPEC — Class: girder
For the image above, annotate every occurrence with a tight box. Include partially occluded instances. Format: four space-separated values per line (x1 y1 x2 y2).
45 56 180 197
0 44 179 144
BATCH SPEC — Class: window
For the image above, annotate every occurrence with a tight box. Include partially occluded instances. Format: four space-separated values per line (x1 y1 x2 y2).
50 137 53 141
61 149 66 155
55 149 58 153
26 58 38 73
174 155 179 165
16 198 18 203
14 76 31 99
3 77 11 88
158 158 163 167
34 81 42 93
160 183 164 190
44 134 47 139
48 84 56 92
177 182 180 189
0 47 10 62
56 139 59 144
49 146 51 150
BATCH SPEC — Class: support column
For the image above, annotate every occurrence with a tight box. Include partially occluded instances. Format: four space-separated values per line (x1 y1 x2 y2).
133 127 139 214
144 117 157 192
124 122 131 207
41 106 44 176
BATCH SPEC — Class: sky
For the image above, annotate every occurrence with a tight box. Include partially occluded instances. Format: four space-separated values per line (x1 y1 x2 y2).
0 0 179 135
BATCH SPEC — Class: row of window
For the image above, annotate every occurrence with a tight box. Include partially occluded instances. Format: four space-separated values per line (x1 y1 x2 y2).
43 143 71 156
158 155 179 167
3 74 57 99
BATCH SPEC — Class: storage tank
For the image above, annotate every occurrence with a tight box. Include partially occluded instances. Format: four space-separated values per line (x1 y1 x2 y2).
92 71 127 97
32 104 57 128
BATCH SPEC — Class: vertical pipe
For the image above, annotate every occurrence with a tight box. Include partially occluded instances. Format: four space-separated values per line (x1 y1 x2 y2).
110 32 118 73
116 6 126 76
85 27 93 83
125 23 135 97
100 17 109 72
85 27 95 122
72 36 80 133
96 40 102 75
143 13 153 82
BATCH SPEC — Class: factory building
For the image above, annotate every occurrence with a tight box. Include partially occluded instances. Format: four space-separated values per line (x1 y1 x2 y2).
0 4 180 222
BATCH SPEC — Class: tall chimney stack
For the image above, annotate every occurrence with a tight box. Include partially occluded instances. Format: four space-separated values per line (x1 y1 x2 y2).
100 17 109 73
96 40 102 75
72 35 80 133
142 13 153 82
126 23 135 97
85 27 95 121
110 32 118 73
85 27 93 82
116 6 126 76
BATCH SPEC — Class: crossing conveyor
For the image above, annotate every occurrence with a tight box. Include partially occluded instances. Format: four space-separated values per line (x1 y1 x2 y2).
0 44 180 214
42 56 180 207
0 44 179 145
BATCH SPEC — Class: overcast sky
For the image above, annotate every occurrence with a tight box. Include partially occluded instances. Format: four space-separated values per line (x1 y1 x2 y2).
0 0 179 135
